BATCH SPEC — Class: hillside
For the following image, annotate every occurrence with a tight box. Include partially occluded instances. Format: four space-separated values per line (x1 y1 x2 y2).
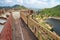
38 5 60 17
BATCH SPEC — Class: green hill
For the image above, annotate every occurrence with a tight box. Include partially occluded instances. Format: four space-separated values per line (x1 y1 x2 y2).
39 5 60 17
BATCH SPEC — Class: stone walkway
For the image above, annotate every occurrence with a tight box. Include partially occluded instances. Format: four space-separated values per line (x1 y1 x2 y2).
12 11 38 40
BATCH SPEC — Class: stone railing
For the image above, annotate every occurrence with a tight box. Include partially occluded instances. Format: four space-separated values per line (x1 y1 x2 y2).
20 11 60 40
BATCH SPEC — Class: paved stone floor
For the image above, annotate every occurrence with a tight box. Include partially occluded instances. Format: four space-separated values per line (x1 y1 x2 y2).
12 11 38 40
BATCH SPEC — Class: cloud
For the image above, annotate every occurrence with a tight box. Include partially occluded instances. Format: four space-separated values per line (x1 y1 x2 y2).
17 0 23 3
5 0 13 3
22 0 60 8
0 0 60 8
42 0 48 1
22 0 48 8
50 0 60 6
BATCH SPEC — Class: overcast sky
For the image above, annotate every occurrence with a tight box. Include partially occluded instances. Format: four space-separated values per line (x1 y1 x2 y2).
0 0 60 8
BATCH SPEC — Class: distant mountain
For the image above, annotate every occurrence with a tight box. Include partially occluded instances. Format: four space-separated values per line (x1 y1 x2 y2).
0 6 11 9
12 5 20 8
0 4 27 9
12 5 27 9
